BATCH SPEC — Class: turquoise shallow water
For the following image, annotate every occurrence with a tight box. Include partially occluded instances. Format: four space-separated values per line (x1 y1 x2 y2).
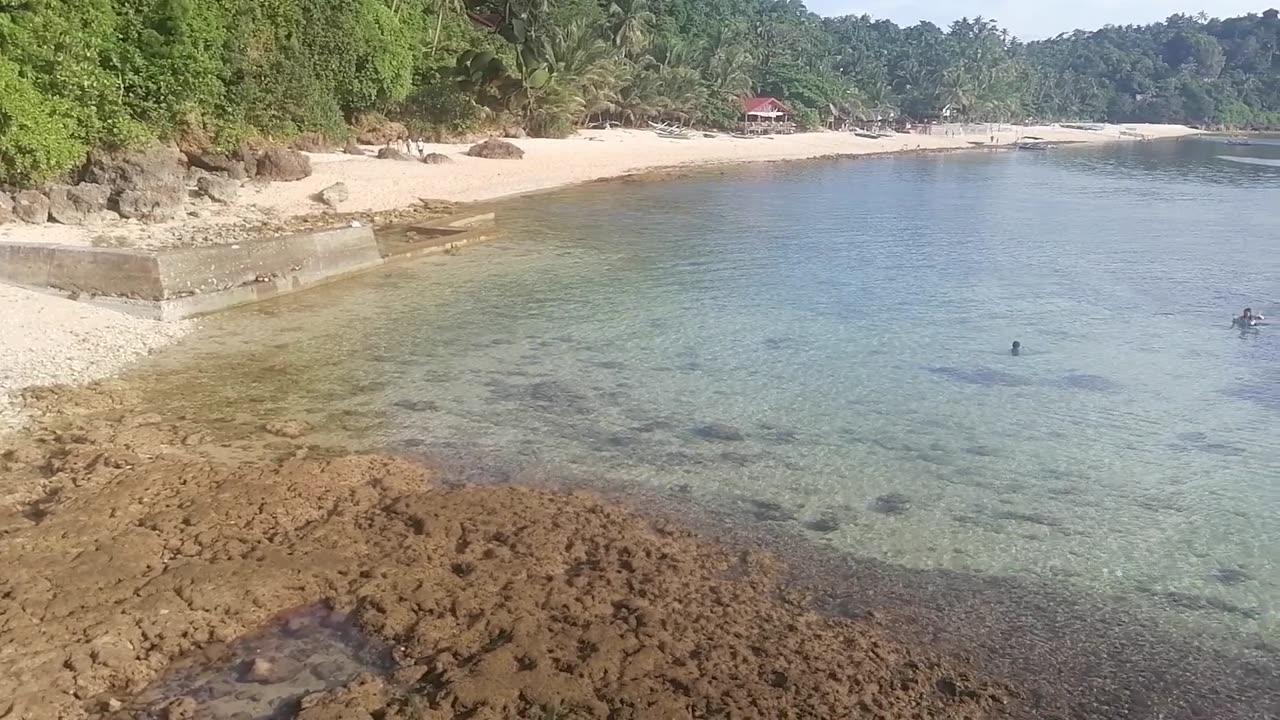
140 141 1279 656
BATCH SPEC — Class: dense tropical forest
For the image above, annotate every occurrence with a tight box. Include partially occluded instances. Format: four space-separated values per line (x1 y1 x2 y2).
1 0 1278 185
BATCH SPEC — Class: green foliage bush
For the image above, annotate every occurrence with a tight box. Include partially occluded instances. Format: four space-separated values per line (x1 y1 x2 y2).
0 60 86 186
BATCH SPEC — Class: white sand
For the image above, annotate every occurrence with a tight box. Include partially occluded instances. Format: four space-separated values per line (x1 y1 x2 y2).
0 285 191 438
0 123 1197 249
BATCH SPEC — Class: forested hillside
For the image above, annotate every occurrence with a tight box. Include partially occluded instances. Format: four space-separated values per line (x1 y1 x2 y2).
1 0 1277 186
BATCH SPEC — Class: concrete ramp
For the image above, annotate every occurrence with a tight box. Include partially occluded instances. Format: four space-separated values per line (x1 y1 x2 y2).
0 212 495 320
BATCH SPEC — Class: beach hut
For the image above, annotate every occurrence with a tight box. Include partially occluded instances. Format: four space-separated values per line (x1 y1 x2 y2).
742 97 794 135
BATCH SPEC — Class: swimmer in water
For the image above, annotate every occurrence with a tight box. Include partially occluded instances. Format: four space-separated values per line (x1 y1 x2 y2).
1011 341 1021 356
1234 308 1265 328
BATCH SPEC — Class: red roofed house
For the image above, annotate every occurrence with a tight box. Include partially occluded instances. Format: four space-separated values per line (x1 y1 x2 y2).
741 97 795 135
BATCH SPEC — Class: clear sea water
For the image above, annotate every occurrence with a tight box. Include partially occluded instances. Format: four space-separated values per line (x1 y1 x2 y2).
129 136 1280 714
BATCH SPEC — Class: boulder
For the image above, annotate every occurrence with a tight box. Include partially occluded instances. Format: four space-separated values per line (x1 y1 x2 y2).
47 184 111 225
185 150 248 180
81 144 185 194
196 175 239 204
316 182 349 209
343 140 367 156
256 147 312 181
466 138 525 160
0 191 14 225
184 166 212 187
421 153 453 165
376 146 416 162
502 126 528 139
13 190 50 224
117 188 185 223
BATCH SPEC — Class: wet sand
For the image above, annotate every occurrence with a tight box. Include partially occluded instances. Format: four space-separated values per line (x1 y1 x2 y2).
0 382 1009 720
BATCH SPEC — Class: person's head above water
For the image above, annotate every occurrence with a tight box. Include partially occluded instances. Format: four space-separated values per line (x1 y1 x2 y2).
1011 340 1021 356
1244 308 1253 317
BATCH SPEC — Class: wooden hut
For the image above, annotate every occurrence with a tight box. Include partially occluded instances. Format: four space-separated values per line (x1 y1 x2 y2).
742 97 795 135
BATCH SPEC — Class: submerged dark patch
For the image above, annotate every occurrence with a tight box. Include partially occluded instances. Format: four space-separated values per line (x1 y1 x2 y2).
692 423 746 442
870 493 912 515
748 499 797 523
804 514 842 533
991 510 1063 527
392 399 438 412
488 379 595 415
1060 373 1122 393
1141 587 1262 620
1210 567 1253 586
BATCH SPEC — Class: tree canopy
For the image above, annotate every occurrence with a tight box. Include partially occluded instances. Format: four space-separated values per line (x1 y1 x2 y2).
1 0 1277 185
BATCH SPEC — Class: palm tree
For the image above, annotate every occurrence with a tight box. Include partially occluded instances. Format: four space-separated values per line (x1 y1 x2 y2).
605 0 656 55
532 19 629 130
418 0 467 56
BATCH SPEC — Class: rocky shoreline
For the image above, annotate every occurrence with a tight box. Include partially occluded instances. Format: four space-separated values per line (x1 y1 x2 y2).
0 381 1010 720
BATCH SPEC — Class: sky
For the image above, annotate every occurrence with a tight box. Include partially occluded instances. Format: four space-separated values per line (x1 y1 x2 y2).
803 0 1271 40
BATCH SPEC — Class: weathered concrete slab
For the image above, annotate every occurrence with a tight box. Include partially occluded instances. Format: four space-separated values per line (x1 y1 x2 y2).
49 247 162 299
0 242 58 288
154 226 382 299
0 211 496 320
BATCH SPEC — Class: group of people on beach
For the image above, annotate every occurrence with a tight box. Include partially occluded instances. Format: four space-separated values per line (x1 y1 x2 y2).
389 138 430 157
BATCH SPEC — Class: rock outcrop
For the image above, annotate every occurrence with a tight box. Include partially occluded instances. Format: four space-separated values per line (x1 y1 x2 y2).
467 138 525 159
184 150 248 180
81 144 187 223
82 144 185 194
421 152 453 165
255 147 312 181
196 175 239 204
376 146 416 162
0 190 15 224
317 182 349 209
13 190 50 224
116 188 185 223
47 184 111 225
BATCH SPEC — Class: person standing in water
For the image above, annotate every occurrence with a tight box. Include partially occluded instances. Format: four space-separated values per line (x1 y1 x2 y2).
1011 341 1021 356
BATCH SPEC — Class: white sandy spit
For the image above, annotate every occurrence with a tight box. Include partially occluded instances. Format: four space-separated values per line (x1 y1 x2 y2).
1 123 1197 250
0 285 191 437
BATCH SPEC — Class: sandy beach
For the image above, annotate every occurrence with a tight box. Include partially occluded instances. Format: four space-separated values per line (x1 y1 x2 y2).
0 123 1195 436
0 285 190 437
1 123 1196 250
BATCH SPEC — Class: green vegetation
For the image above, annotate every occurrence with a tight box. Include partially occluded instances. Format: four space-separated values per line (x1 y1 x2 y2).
1 0 1277 186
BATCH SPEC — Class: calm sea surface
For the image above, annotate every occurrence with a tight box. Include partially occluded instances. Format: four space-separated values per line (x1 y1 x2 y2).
130 136 1280 714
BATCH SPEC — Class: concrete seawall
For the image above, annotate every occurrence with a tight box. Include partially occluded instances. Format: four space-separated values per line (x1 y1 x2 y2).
0 212 494 321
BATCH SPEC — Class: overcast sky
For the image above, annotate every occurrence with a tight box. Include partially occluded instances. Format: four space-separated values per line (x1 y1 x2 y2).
803 0 1271 40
